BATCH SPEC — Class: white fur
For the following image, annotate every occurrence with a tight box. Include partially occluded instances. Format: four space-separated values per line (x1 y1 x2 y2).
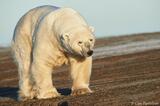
12 5 95 100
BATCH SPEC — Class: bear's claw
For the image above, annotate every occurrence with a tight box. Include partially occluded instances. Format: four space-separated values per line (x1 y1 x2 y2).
71 88 92 96
37 91 61 99
18 90 36 101
18 95 33 101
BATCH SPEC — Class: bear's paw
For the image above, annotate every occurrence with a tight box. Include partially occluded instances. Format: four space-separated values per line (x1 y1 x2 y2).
71 88 93 96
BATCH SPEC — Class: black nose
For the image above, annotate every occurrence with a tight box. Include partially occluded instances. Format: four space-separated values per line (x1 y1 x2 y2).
87 50 93 56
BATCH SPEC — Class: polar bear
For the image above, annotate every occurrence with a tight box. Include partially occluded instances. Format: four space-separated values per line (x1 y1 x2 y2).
12 5 95 101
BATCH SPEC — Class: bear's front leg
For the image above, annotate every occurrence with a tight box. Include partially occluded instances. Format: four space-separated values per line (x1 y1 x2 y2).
30 28 61 99
31 62 60 99
31 64 59 99
69 56 93 96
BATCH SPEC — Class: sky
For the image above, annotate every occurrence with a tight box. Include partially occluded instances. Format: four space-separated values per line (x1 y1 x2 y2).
0 0 160 45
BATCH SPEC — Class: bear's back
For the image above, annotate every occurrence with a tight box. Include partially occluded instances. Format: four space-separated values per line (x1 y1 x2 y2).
13 5 59 41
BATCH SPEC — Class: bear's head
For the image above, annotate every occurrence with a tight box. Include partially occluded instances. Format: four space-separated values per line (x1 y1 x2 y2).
60 26 95 57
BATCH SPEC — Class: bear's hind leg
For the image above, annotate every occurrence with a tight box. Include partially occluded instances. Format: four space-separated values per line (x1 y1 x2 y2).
12 41 36 101
69 57 93 96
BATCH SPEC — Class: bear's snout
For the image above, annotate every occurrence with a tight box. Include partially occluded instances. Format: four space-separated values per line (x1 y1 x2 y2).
87 50 93 56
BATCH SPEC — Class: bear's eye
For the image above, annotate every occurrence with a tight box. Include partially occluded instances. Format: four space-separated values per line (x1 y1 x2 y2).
78 41 83 45
90 39 93 42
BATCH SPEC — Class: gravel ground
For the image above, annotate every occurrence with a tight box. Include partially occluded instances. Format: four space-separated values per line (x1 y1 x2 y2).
0 32 160 106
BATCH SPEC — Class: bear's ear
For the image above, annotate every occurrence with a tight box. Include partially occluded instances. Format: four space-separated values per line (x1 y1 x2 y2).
60 33 70 41
89 26 95 33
